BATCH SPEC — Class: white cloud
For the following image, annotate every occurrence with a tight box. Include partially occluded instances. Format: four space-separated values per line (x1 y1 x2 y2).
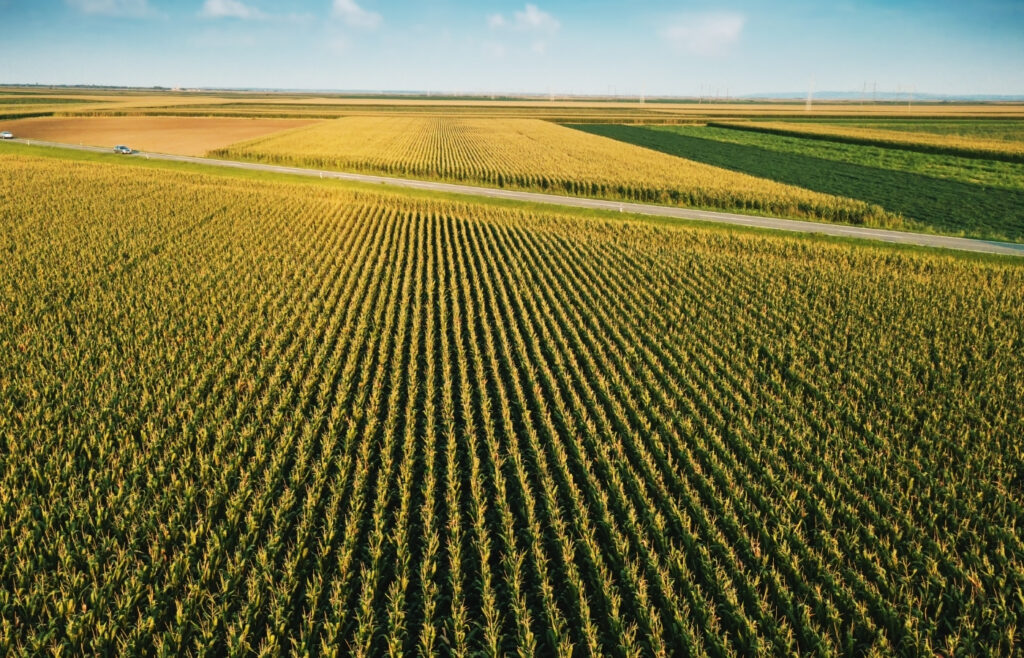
200 0 266 20
332 0 381 29
487 4 559 55
661 11 745 56
65 0 155 17
491 4 559 33
514 3 559 33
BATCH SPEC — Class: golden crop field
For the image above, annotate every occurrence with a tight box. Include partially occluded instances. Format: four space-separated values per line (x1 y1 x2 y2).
714 120 1024 162
2 153 1023 655
213 116 897 226
61 104 1024 124
0 116 319 156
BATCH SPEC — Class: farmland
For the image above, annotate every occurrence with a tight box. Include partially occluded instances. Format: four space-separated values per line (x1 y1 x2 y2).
2 153 1023 655
213 116 894 227
0 116 318 157
639 124 1024 190
576 124 1024 242
750 118 1024 143
705 120 1024 163
8 87 1024 122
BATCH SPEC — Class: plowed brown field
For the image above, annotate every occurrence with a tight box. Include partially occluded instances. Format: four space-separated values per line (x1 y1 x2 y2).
0 116 319 156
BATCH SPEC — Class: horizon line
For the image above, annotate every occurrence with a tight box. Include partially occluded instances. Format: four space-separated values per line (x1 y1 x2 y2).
3 83 1024 103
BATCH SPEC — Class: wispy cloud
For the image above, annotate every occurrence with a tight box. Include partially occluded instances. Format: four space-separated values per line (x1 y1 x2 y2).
332 0 381 29
490 4 560 33
66 0 156 17
200 0 266 20
200 0 312 23
487 4 560 55
513 3 559 33
661 11 746 56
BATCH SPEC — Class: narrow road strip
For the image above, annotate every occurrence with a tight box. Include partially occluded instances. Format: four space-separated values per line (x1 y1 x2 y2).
7 138 1024 257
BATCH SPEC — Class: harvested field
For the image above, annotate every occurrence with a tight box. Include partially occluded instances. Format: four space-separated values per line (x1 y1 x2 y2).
0 116 319 156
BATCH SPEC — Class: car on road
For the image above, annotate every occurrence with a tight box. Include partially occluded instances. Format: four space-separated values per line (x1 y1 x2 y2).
0 131 13 140
113 145 133 154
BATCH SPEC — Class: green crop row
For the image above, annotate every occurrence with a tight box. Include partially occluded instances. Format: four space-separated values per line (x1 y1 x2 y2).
764 118 1024 143
707 120 1024 163
650 125 1024 191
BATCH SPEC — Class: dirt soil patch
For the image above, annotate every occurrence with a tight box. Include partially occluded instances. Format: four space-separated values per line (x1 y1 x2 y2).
0 116 320 156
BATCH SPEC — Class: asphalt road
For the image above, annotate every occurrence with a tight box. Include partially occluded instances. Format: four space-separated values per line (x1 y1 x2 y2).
7 137 1024 258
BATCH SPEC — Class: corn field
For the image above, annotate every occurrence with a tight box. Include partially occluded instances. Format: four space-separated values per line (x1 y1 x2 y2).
211 117 896 227
2 155 1023 656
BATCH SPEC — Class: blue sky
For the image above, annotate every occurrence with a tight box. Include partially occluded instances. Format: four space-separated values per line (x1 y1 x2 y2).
1 0 1022 95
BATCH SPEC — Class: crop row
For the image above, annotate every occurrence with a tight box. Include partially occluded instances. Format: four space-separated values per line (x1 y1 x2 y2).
649 124 1024 191
774 119 1024 143
708 120 1024 163
210 116 895 227
1 155 1023 655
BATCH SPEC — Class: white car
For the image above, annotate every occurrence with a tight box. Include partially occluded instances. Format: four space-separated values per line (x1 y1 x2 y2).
113 145 133 154
0 131 13 140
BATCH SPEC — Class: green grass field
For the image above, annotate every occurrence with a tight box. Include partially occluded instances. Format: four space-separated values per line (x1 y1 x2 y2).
573 124 1024 242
